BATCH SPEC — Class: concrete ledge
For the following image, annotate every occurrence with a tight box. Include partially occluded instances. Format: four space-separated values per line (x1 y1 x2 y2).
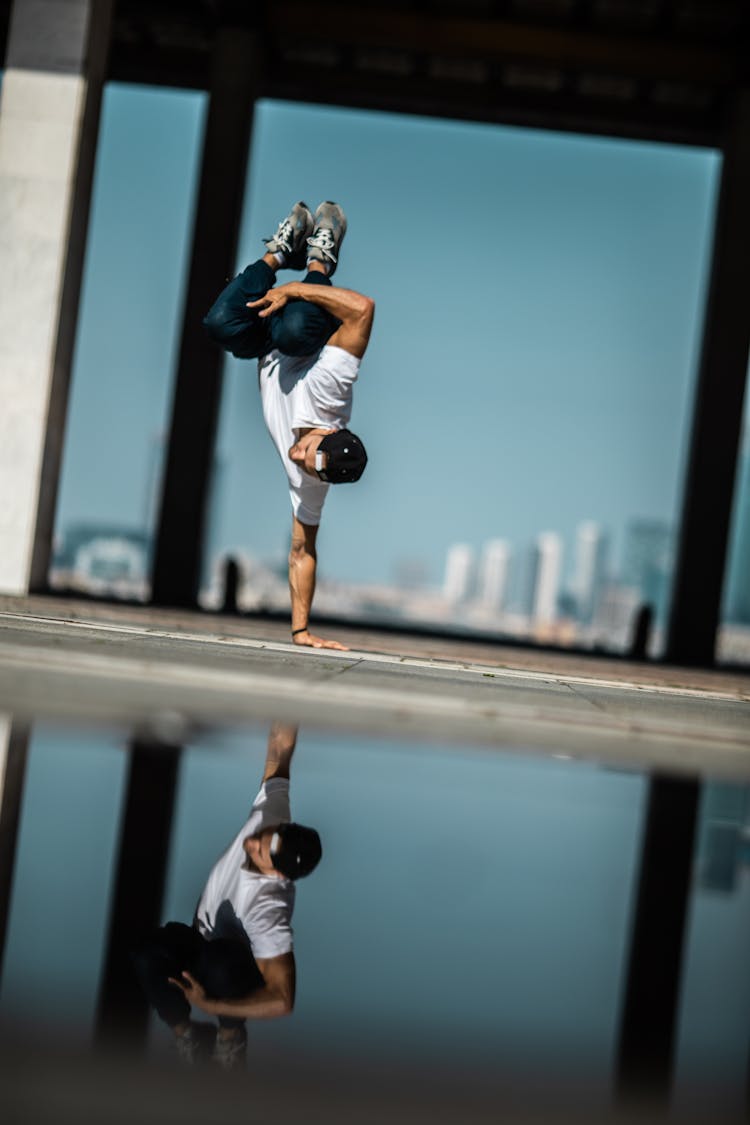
0 596 748 779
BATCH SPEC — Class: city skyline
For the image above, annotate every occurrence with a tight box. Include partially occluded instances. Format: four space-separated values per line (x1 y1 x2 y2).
53 509 674 624
52 496 750 661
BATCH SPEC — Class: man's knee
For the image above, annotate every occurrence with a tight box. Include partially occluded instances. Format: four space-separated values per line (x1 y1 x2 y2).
203 301 268 359
200 941 264 999
203 296 240 344
272 301 317 356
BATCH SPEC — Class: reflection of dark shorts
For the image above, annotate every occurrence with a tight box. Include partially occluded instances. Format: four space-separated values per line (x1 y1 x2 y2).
131 921 264 1029
203 258 341 360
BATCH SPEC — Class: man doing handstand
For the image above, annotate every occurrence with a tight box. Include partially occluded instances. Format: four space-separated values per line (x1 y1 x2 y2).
204 201 375 651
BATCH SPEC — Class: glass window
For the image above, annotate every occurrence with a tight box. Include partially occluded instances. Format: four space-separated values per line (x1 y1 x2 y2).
50 83 207 601
205 101 720 655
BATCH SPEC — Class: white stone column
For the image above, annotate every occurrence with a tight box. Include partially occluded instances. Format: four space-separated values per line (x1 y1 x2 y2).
0 68 86 590
0 0 112 594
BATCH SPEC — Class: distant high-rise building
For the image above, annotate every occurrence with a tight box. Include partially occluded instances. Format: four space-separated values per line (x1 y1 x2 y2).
622 518 672 623
593 582 642 650
477 539 511 612
443 543 475 604
392 557 430 591
570 520 608 623
531 532 563 625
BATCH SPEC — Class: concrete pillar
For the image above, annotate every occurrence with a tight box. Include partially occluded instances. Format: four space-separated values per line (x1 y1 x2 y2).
0 0 113 596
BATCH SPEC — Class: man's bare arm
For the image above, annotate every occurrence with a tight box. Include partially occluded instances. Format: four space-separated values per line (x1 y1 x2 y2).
169 953 296 1020
262 722 298 781
247 282 375 358
289 515 348 651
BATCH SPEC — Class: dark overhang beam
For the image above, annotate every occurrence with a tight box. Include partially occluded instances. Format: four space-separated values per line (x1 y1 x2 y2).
271 2 737 85
104 1 740 144
263 64 720 148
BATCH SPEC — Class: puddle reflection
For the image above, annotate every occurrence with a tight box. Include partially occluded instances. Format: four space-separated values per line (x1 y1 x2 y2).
133 722 318 1069
0 718 748 1123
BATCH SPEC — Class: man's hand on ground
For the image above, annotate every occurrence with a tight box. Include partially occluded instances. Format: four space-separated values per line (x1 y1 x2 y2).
292 629 349 651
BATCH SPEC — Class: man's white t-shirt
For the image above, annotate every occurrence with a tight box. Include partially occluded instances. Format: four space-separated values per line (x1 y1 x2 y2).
195 778 295 960
259 344 361 526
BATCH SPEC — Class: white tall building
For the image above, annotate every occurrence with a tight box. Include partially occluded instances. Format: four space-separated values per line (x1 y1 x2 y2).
570 520 607 623
532 532 563 624
443 543 475 604
478 539 511 611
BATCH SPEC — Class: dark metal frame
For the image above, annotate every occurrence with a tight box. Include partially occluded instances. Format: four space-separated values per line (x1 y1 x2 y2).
150 28 260 607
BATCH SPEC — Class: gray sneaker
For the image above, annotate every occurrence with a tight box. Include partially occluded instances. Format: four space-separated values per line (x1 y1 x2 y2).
264 201 314 269
213 1025 247 1072
306 201 347 275
173 1021 216 1066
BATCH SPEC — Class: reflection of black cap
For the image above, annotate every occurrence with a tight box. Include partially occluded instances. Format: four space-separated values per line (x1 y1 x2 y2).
270 823 322 881
317 429 368 484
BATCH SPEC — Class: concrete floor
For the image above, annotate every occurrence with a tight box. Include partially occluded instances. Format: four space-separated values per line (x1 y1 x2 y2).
0 594 748 779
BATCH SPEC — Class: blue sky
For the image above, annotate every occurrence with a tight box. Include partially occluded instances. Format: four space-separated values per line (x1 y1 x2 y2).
56 85 723 592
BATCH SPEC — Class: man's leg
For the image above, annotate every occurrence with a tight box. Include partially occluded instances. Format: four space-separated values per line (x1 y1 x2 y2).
197 938 264 1069
270 267 342 356
130 921 203 1034
270 202 348 356
203 201 316 358
202 257 277 359
197 937 264 1030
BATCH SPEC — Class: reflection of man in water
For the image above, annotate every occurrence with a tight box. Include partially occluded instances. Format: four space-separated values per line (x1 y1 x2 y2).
132 723 320 1070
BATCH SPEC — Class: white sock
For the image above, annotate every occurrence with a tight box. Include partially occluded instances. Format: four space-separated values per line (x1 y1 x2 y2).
306 257 330 275
273 250 287 267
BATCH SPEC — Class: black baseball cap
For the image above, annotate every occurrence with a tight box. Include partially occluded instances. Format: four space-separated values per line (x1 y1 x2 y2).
316 429 368 483
269 822 322 880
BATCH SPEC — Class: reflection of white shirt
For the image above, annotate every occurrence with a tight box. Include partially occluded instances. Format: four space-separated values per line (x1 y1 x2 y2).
195 779 294 960
259 344 361 526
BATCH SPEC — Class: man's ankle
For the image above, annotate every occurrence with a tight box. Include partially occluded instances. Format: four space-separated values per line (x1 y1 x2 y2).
306 259 330 276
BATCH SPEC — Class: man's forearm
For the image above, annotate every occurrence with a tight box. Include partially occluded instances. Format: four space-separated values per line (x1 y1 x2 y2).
202 985 292 1020
287 518 347 650
289 546 316 631
285 281 373 324
263 722 298 781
